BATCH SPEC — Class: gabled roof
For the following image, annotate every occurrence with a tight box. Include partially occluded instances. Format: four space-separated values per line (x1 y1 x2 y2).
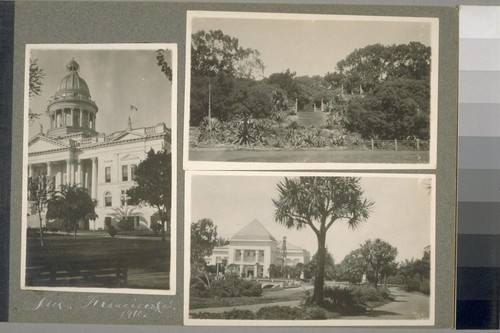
277 240 304 251
231 219 277 242
28 134 72 154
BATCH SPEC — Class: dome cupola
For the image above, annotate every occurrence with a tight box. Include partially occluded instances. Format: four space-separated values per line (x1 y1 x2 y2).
46 58 98 138
55 58 91 98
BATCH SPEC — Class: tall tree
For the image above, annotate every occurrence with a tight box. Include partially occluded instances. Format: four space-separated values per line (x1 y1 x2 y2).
28 58 45 123
191 29 264 126
191 218 219 264
127 149 172 242
46 184 96 238
338 248 366 284
359 238 398 288
303 248 336 280
27 173 53 246
273 177 373 304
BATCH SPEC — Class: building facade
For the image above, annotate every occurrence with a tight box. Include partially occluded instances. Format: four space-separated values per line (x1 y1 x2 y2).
27 59 171 231
205 219 310 278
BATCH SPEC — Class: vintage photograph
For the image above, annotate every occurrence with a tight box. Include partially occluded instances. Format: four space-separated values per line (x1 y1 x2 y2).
185 172 435 326
21 44 177 294
184 11 438 170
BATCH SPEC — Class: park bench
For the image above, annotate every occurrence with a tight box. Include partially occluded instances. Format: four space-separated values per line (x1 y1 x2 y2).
26 258 128 288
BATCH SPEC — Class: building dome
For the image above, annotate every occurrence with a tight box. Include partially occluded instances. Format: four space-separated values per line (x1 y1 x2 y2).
55 58 91 98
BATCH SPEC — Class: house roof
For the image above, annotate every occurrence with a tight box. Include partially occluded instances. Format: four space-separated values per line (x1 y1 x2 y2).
277 240 303 251
231 219 277 242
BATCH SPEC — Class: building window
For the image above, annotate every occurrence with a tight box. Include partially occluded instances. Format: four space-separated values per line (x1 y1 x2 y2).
104 191 112 207
105 167 111 182
131 164 137 180
122 165 128 181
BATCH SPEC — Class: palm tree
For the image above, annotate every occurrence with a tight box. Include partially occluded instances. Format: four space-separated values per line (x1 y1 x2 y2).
272 176 373 304
46 184 96 238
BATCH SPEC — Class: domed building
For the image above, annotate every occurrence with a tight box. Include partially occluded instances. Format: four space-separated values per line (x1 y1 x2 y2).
27 58 171 231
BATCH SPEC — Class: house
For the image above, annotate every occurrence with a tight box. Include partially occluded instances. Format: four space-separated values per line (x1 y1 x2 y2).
205 219 310 278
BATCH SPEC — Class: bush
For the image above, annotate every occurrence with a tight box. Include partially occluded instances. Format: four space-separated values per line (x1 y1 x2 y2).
108 226 117 237
150 222 163 234
193 305 328 320
192 273 262 298
192 309 256 320
256 306 302 320
117 218 134 231
348 284 390 303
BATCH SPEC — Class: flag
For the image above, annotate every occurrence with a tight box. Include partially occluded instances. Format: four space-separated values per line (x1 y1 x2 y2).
130 105 138 111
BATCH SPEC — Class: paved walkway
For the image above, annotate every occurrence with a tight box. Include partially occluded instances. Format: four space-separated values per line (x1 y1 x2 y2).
190 300 302 314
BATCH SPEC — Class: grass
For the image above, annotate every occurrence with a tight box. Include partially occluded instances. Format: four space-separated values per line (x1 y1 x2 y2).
189 149 429 163
26 234 170 290
190 288 306 310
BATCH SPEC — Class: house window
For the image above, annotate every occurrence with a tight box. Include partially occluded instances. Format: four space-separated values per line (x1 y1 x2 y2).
105 167 111 182
131 164 137 180
104 191 112 207
122 165 128 181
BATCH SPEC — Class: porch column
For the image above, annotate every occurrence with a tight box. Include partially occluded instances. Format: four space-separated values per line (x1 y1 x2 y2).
239 264 244 276
91 157 98 199
28 164 33 178
254 263 259 278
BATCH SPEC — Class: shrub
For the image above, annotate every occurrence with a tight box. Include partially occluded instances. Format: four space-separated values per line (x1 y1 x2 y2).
108 226 117 237
348 284 390 303
193 273 262 298
150 222 163 234
300 305 328 320
256 306 302 320
117 218 134 231
192 309 256 320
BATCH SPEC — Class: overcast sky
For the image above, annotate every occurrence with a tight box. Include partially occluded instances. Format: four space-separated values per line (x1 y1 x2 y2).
28 47 173 137
190 173 433 263
191 14 433 77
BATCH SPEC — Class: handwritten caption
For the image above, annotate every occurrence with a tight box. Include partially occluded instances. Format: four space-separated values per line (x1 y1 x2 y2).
32 296 174 320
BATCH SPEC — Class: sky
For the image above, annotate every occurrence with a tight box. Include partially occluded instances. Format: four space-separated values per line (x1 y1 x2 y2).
191 14 433 78
28 47 173 137
190 174 433 263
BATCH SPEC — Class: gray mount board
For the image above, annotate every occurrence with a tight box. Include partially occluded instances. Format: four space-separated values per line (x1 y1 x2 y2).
9 1 458 327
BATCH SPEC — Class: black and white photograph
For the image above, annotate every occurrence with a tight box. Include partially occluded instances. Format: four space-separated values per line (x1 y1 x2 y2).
185 172 435 326
21 44 177 294
184 11 438 170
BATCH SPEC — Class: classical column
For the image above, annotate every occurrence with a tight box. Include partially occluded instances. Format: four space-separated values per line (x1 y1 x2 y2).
65 159 71 185
28 164 32 178
79 109 83 128
76 160 82 185
71 108 74 126
91 157 98 199
46 162 52 178
254 263 259 278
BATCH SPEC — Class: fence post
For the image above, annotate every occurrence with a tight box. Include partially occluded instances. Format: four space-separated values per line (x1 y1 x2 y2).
416 139 420 151
394 139 398 151
371 138 374 151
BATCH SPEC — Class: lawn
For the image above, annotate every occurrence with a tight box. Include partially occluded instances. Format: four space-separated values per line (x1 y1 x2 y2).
190 288 308 309
189 148 429 164
26 233 170 290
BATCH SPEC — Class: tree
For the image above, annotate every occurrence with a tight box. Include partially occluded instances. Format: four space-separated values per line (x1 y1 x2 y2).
191 29 264 126
338 248 366 284
273 177 373 304
27 173 53 246
303 249 336 280
28 58 45 123
156 49 173 81
359 239 398 288
345 79 430 139
191 218 219 264
127 149 172 242
45 184 96 238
